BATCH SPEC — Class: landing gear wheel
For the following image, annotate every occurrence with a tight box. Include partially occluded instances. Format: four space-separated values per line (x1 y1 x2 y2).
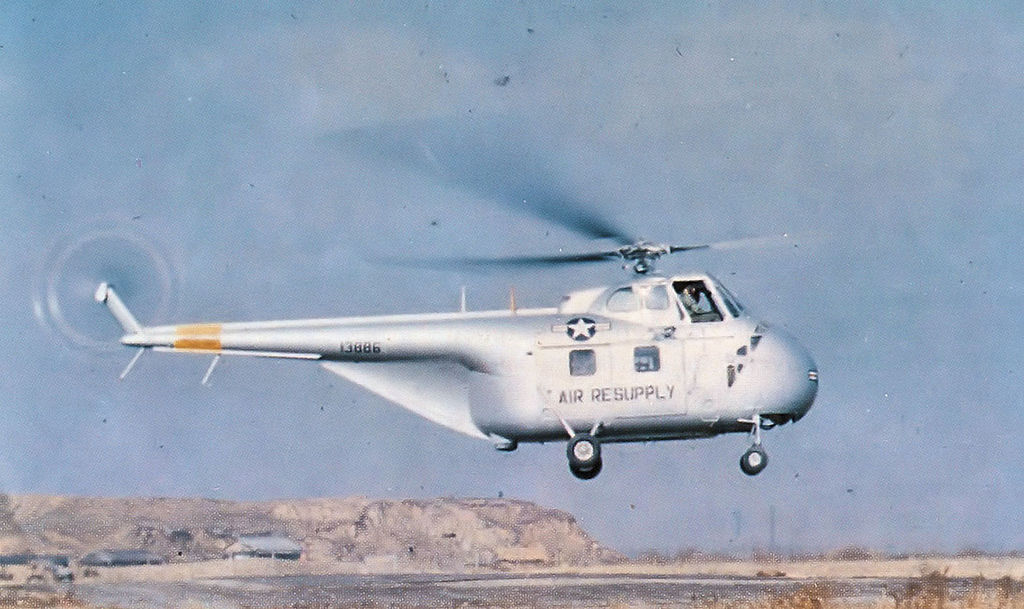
567 434 602 480
740 446 768 476
570 460 602 480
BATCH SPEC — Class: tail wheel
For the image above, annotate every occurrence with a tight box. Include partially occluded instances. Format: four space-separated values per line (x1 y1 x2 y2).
567 434 602 480
740 446 768 476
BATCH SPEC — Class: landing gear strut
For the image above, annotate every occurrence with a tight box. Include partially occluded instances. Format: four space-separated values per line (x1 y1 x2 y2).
546 409 605 480
739 414 769 476
567 434 602 480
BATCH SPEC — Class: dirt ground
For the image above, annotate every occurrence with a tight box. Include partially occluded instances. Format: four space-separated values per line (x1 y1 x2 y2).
579 557 1024 580
0 556 1019 586
3 558 1024 609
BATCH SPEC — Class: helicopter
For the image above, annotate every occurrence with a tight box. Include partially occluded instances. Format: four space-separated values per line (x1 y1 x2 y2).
95 214 818 480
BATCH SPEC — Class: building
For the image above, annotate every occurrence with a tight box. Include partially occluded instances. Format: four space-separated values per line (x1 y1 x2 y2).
225 535 302 560
494 545 549 566
80 549 165 567
0 554 69 567
0 554 73 582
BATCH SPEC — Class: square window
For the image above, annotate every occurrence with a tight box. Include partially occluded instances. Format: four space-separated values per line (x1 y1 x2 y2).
569 349 596 376
634 346 660 372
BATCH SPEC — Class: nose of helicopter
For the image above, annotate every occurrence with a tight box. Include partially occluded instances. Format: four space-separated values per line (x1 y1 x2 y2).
761 327 818 421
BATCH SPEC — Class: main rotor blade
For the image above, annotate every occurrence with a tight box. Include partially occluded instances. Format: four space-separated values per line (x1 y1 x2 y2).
453 251 621 267
328 119 637 244
668 244 712 253
704 233 808 251
508 196 635 244
668 233 808 254
382 250 621 270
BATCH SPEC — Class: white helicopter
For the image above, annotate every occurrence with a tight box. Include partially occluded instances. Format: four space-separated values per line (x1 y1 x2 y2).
95 219 818 480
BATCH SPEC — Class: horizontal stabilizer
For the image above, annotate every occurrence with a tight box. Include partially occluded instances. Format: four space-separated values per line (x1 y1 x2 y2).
94 282 142 333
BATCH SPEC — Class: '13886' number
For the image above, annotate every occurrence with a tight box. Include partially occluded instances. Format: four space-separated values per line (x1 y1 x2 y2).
342 341 381 354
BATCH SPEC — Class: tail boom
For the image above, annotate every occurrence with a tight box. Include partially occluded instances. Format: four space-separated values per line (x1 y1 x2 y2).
94 282 141 333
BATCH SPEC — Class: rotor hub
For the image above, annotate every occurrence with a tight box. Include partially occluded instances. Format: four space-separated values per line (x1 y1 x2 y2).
617 242 669 274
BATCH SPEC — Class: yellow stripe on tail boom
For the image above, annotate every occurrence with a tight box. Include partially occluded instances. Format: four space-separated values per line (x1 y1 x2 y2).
173 323 222 351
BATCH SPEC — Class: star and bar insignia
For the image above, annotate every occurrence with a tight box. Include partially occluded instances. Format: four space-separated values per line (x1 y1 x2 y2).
551 317 611 341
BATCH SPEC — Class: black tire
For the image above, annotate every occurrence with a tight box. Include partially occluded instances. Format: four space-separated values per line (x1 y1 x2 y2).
567 434 601 470
740 446 768 476
570 458 603 480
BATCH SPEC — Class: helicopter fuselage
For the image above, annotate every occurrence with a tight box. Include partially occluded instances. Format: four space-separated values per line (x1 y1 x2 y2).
99 271 818 478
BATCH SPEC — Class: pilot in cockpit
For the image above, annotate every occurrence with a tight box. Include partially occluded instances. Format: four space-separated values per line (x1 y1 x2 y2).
678 282 722 322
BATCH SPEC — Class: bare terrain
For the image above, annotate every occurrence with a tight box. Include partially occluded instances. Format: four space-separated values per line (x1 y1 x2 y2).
0 493 620 571
1 494 1023 608
6 568 1024 609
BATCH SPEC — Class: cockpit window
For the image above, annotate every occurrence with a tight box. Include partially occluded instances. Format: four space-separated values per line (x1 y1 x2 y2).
673 280 723 323
642 285 670 310
716 282 746 318
606 287 639 312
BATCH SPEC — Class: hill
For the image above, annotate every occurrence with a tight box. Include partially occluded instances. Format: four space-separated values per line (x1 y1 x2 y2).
0 494 622 569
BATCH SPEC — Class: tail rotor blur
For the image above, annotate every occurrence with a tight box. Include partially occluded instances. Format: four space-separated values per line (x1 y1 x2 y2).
33 226 177 351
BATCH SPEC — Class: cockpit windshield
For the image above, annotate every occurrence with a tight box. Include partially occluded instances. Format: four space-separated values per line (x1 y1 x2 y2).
713 280 746 318
673 280 723 322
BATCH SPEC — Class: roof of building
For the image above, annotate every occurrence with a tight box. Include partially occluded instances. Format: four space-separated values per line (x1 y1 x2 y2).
0 554 69 566
229 535 302 554
80 549 165 566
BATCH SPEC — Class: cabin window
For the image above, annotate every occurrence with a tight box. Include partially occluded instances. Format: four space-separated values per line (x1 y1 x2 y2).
606 287 639 312
634 346 660 372
643 285 670 310
673 280 723 323
569 349 596 376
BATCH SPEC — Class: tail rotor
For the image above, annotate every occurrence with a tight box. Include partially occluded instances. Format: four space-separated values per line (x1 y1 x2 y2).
33 226 177 351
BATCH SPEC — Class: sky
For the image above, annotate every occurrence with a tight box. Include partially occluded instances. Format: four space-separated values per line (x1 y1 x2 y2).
1 2 1023 556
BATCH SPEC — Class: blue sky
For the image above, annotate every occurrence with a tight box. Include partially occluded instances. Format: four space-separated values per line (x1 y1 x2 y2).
2 2 1022 555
